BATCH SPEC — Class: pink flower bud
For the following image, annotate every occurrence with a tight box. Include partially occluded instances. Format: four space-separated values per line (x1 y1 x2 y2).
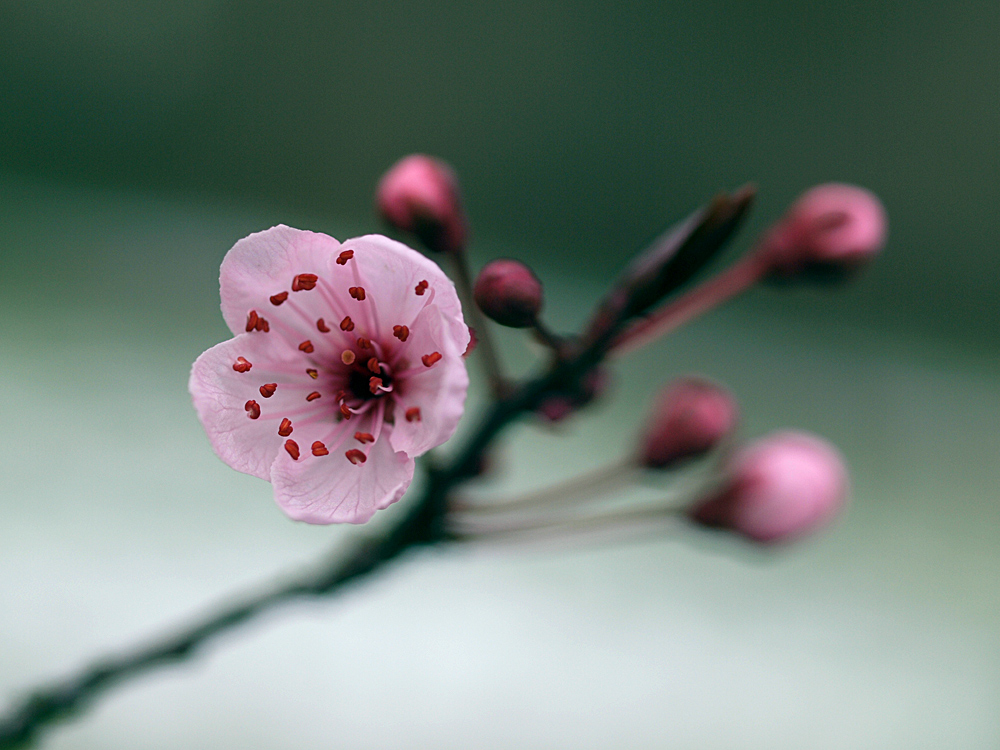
760 183 887 280
376 154 467 254
689 431 848 544
537 368 609 423
640 377 738 469
473 259 543 328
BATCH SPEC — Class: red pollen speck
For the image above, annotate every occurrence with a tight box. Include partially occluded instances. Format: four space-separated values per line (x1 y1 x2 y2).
357 337 372 350
354 432 374 444
311 441 330 457
259 383 277 398
299 340 314 353
340 316 355 332
233 356 252 372
246 310 259 332
306 391 321 402
306 368 318 379
244 400 261 419
278 418 293 437
393 325 410 342
405 407 422 422
421 352 442 367
317 318 331 333
340 402 353 420
336 249 355 265
349 286 367 301
345 449 367 465
284 440 300 460
270 291 288 306
291 273 318 292
367 357 381 374
415 280 429 296
369 376 383 394
256 317 270 332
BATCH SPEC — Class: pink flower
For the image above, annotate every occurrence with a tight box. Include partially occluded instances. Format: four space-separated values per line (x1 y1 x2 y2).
189 226 470 524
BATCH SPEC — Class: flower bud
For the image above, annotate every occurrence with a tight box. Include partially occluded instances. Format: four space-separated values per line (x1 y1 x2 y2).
537 368 609 423
640 377 737 469
689 431 848 544
376 154 467 254
759 183 887 281
473 259 543 328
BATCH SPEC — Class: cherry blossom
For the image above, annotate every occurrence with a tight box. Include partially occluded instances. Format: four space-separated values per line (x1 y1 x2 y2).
190 226 470 524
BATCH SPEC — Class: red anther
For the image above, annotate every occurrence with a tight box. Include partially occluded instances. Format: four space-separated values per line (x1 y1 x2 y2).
270 291 288 306
259 383 277 398
392 325 409 342
357 337 372 349
336 249 355 265
340 316 355 332
464 326 478 357
345 449 367 465
341 350 356 365
415 280 429 296
311 441 330 457
349 286 367 301
291 273 318 292
284 439 300 460
340 402 353 420
317 318 331 333
256 317 270 332
306 391 321 402
298 340 314 353
244 400 261 419
278 418 293 437
354 432 375 444
369 376 383 394
306 368 318 379
334 389 347 402
421 352 442 367
367 357 381 374
405 407 421 422
233 356 252 373
246 310 259 332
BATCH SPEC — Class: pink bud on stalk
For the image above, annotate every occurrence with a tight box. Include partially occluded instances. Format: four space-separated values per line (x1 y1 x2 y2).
376 155 467 254
759 183 887 280
640 377 738 469
537 367 609 423
473 259 544 328
689 431 848 544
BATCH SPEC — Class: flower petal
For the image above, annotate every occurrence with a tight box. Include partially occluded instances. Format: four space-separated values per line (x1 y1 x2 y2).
270 428 415 524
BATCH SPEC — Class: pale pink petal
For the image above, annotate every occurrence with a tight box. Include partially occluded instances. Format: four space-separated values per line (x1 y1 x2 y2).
189 331 317 480
388 304 469 457
270 428 415 524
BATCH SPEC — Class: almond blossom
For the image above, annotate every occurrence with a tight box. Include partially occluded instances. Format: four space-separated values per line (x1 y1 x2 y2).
189 226 470 524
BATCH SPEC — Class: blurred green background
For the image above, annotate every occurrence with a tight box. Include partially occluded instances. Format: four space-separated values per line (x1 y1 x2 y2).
0 2 997 749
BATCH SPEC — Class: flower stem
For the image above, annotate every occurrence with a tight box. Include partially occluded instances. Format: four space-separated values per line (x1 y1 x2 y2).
448 249 508 396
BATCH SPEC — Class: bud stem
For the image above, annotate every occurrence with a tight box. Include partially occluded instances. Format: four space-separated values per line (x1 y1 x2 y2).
448 249 507 395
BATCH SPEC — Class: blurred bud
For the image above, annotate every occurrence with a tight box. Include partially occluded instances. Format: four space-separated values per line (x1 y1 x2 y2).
537 368 609 423
759 184 887 281
473 259 543 328
689 431 848 544
640 377 738 469
376 154 466 253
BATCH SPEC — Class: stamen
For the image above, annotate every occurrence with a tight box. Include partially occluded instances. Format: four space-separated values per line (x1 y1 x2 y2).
357 337 372 349
340 316 355 332
306 368 319 379
415 280 429 296
278 418 293 437
299 340 314 353
393 325 409 342
317 318 331 333
345 449 367 465
405 407 421 422
369 376 383 394
259 383 277 398
311 441 330 457
270 291 288 306
354 432 375 444
341 350 356 365
421 352 442 367
284 440 300 460
246 310 259 332
340 402 353 420
291 273 318 292
233 357 252 373
349 286 367 301
306 391 322 402
256 316 270 332
367 357 381 374
244 400 261 419
336 249 354 265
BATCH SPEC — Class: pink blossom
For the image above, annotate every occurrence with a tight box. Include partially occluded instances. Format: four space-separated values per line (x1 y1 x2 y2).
190 226 470 524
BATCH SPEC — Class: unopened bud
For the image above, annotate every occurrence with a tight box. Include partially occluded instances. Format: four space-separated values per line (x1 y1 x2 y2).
689 431 848 544
759 183 887 281
537 368 609 423
376 154 466 253
473 259 543 328
640 377 738 469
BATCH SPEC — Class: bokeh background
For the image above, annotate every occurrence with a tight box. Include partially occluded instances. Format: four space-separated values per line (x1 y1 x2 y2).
1 2 997 748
